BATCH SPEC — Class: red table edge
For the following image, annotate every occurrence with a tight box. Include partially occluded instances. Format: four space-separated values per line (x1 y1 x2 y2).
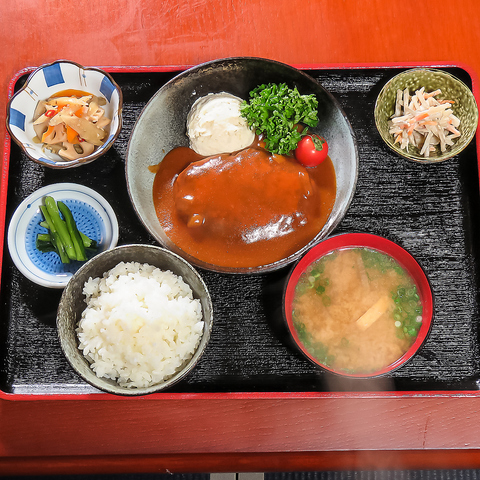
3 450 480 476
1 59 479 402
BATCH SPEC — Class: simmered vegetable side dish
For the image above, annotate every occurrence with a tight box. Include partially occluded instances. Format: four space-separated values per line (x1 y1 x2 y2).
33 91 111 160
36 196 97 263
292 248 423 374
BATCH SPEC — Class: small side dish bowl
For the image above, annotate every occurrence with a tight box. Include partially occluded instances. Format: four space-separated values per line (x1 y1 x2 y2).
7 183 119 288
374 68 478 163
283 233 434 378
6 60 123 169
56 244 213 396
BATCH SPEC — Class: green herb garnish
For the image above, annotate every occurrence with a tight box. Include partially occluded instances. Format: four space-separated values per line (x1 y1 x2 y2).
240 83 319 155
294 318 334 366
391 284 423 342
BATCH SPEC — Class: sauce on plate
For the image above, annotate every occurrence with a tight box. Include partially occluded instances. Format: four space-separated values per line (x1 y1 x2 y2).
152 141 336 268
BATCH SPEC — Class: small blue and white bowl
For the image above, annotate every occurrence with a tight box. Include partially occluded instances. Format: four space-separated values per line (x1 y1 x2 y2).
7 183 119 288
6 60 123 169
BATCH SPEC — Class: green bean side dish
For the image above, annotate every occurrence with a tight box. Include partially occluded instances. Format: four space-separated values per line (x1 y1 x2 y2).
36 196 97 264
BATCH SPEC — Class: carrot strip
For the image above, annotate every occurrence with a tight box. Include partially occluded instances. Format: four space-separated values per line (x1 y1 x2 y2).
414 112 429 121
66 125 79 144
41 125 55 142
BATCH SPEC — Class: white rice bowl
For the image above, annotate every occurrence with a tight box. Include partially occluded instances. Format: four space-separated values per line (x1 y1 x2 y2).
76 261 204 389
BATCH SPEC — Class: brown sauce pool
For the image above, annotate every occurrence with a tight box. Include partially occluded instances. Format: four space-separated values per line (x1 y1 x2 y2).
152 141 336 268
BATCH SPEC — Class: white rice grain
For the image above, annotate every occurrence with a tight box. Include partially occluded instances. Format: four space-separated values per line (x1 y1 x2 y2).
76 261 204 388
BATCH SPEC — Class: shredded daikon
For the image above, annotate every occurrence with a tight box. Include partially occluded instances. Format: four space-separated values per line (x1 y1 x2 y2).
388 87 460 158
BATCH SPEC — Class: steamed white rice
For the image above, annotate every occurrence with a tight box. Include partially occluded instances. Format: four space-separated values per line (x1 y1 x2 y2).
76 261 204 389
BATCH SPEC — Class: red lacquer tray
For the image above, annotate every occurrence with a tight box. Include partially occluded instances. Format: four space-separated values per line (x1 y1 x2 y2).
1 62 480 400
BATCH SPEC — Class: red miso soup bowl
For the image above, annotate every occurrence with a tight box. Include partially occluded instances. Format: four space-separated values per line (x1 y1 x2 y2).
283 233 434 378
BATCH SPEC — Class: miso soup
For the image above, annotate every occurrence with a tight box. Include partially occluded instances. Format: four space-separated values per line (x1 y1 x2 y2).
291 247 423 374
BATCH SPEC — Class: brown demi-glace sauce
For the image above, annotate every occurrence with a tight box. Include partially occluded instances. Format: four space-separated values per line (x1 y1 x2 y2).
152 139 336 268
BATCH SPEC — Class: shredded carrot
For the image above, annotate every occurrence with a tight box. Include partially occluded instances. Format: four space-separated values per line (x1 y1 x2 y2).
414 113 429 121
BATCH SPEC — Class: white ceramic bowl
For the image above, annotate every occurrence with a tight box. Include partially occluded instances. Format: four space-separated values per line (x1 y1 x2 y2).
7 183 119 288
6 60 123 169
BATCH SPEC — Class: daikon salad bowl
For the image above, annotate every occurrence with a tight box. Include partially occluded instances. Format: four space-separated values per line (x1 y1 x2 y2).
374 68 478 163
6 60 123 169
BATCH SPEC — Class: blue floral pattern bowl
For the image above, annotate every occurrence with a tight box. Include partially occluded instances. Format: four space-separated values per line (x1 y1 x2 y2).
7 183 119 288
6 60 123 169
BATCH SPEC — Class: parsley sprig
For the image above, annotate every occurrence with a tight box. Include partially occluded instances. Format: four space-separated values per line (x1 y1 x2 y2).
240 83 319 155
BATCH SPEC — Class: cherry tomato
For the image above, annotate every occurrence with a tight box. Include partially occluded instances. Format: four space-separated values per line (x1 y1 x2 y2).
294 134 328 167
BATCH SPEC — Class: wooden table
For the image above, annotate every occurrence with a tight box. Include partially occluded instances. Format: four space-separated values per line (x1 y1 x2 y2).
2 0 480 475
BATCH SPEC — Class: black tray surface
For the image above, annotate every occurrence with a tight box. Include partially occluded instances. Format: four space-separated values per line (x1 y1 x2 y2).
1 66 479 396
